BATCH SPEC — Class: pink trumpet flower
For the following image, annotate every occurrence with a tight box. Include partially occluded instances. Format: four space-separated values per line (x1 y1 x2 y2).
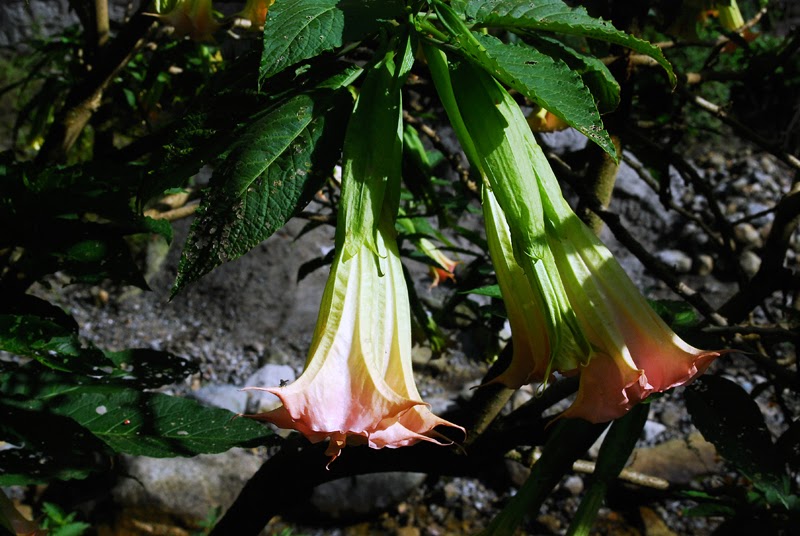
247 222 463 463
533 142 721 423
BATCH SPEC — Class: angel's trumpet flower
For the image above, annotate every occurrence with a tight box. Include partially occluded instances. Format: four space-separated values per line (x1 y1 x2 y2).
415 237 459 287
248 41 462 462
532 129 721 423
482 187 583 388
249 222 461 462
425 45 720 422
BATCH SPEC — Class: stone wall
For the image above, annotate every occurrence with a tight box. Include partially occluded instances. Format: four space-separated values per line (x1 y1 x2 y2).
0 0 134 47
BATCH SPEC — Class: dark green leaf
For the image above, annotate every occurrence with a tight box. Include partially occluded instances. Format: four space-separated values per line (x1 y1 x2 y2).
259 0 404 84
51 390 271 457
683 502 737 518
0 447 99 486
172 90 350 296
0 402 111 485
648 299 700 329
686 376 791 507
433 5 615 159
102 349 198 387
527 34 620 114
461 0 675 85
461 285 503 299
470 33 615 158
0 315 108 373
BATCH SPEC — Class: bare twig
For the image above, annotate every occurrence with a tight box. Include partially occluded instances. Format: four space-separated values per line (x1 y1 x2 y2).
625 127 746 287
623 155 724 246
518 450 670 491
719 182 800 323
686 93 800 171
95 0 110 48
143 202 199 222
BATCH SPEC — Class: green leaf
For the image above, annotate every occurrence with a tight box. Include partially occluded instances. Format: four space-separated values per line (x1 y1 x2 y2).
461 0 675 86
102 349 198 387
527 34 620 114
0 314 107 373
0 402 110 485
461 285 503 299
259 0 404 84
0 447 99 486
49 389 272 457
50 522 91 536
469 33 616 159
648 299 700 329
432 4 615 159
172 91 350 296
685 376 791 507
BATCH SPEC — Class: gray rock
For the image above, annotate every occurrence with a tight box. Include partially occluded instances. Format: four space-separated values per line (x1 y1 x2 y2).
628 432 721 485
739 250 762 278
655 249 693 274
562 475 584 496
540 128 588 153
310 472 427 520
694 254 714 276
244 364 297 413
189 384 249 414
424 396 459 416
734 223 764 248
643 420 667 443
0 0 132 47
112 450 262 521
504 459 531 488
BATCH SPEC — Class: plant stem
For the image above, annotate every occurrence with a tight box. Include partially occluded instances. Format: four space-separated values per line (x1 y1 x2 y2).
578 135 621 235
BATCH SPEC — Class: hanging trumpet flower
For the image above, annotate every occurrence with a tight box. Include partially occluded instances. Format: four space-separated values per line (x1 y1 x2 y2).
532 139 721 422
247 40 463 463
426 47 721 423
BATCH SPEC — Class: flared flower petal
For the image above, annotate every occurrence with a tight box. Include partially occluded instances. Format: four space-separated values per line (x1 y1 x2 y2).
248 226 462 462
